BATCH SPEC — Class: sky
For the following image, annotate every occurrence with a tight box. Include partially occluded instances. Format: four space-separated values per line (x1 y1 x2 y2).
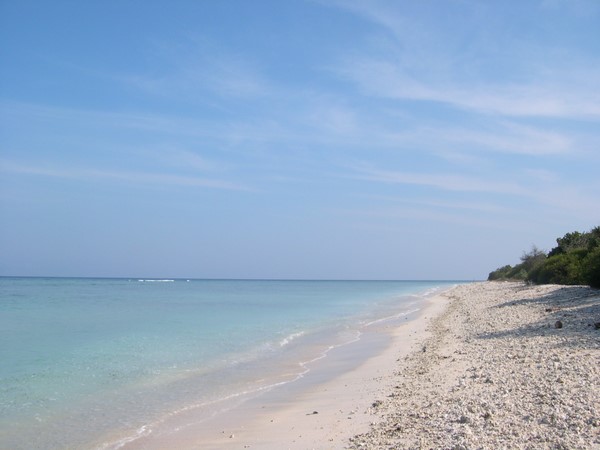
1 0 599 280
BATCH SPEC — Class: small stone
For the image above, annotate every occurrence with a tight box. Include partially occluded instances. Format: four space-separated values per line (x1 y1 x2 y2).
555 320 563 329
594 322 600 330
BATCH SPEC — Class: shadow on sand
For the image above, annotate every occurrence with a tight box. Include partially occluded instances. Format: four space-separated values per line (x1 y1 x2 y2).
475 284 600 350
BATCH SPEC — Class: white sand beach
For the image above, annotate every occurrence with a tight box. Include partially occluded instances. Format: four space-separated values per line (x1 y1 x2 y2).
349 282 600 449
126 282 599 449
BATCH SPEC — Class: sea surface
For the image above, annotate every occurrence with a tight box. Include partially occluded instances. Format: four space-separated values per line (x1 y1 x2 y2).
0 277 461 449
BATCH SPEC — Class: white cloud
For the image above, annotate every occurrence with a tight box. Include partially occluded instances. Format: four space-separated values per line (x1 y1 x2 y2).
120 38 270 100
522 168 559 183
346 162 600 223
356 194 509 214
0 101 291 145
348 164 525 196
337 58 600 119
329 1 600 120
437 122 573 156
142 147 224 172
0 160 250 191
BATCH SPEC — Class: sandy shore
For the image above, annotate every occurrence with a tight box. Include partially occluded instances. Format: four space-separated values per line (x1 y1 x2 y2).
350 281 600 449
125 282 599 449
124 290 450 450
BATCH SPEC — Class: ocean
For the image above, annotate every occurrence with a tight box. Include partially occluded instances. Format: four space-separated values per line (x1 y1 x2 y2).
0 277 460 449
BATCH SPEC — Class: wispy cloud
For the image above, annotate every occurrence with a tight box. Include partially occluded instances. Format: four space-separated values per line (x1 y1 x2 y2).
0 101 295 145
141 147 226 172
354 194 510 214
329 1 600 120
336 58 600 119
119 37 270 101
346 162 600 222
0 160 251 191
433 122 573 156
337 202 528 232
347 163 525 196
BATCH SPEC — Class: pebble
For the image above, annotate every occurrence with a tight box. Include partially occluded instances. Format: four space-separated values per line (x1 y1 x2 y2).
347 282 600 449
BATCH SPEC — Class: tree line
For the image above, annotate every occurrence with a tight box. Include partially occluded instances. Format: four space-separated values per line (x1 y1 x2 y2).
488 226 600 288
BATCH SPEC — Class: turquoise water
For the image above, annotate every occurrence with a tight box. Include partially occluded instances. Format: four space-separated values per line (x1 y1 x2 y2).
0 278 459 449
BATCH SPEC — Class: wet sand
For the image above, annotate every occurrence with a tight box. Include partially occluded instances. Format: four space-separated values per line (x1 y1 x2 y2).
123 291 451 449
124 281 599 449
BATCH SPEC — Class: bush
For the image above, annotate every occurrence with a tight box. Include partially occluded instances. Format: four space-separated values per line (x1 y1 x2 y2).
582 247 600 288
548 227 600 257
519 246 547 272
487 263 528 281
488 265 513 280
507 265 528 280
528 253 584 285
489 226 599 287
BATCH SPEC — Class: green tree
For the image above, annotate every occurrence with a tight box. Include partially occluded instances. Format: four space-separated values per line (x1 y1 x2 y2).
549 227 600 257
488 265 513 280
528 252 584 285
519 245 546 272
488 226 599 287
582 247 600 288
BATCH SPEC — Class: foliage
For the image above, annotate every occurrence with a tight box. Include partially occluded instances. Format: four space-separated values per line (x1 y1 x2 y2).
582 247 600 288
519 245 547 272
527 252 584 285
547 227 600 257
488 226 600 288
488 265 513 281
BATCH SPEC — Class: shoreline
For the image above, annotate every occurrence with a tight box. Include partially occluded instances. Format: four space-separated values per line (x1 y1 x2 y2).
117 281 599 449
121 288 454 449
351 281 600 449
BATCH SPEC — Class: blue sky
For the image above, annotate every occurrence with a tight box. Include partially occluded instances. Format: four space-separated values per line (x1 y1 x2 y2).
1 0 599 279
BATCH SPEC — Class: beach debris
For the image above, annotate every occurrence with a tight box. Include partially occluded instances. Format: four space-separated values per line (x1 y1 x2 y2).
346 282 599 450
229 434 235 439
458 414 470 424
306 410 319 415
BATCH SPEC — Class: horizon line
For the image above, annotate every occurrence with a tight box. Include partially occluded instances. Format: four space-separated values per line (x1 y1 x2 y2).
0 275 480 282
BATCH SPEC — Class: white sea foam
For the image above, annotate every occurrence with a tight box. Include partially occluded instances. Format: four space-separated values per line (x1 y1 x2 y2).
1 278 462 450
138 279 175 282
364 308 421 327
98 425 152 450
279 331 306 347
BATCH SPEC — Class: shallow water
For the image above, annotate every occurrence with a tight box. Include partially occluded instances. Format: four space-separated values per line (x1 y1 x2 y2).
0 278 459 449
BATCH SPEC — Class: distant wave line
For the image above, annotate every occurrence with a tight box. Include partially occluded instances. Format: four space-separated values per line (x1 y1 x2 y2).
138 279 175 283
